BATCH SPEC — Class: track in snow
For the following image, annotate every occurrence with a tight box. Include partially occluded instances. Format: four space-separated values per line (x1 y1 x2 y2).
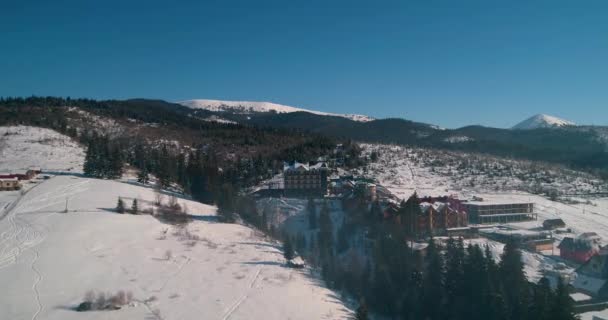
221 266 264 320
31 250 43 320
0 178 89 270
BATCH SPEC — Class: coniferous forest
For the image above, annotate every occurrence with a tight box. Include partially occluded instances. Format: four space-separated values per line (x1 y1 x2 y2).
312 201 579 320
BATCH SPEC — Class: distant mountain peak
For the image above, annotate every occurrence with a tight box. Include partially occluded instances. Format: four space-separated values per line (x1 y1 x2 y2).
176 99 374 122
512 114 575 130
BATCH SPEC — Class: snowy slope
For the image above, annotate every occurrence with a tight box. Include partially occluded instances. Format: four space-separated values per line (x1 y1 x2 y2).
0 126 351 320
0 176 352 320
0 126 84 173
178 99 374 122
512 114 575 130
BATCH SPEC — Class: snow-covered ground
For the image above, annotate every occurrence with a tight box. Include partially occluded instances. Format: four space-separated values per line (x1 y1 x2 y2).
0 176 352 320
361 144 606 200
0 125 351 320
0 126 84 173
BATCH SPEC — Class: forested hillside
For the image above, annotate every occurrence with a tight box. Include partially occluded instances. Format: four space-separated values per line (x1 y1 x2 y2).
208 109 608 178
0 96 360 213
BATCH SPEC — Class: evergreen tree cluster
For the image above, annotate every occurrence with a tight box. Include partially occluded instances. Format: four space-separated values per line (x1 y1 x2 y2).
83 134 124 179
320 226 578 320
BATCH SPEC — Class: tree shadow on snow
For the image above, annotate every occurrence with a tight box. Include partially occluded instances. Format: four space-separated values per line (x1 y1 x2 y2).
241 261 283 266
235 241 282 250
190 215 219 223
53 304 79 312
98 207 119 214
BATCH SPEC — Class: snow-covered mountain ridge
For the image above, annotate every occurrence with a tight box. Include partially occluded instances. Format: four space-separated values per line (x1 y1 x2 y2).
177 99 375 122
512 114 576 130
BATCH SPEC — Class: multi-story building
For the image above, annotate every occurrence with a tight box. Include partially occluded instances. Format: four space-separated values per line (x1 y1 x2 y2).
416 198 468 237
465 201 536 224
283 161 328 196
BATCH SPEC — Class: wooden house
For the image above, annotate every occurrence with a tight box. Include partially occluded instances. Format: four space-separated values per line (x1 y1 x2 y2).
543 218 566 230
559 237 598 264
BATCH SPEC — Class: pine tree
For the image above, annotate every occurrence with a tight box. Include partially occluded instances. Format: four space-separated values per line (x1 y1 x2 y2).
337 224 349 253
137 166 149 184
283 236 295 261
422 238 445 320
499 240 528 320
261 207 269 231
109 147 123 179
131 199 139 214
444 237 465 319
307 198 317 229
318 201 333 259
550 277 578 320
83 139 98 176
116 197 125 214
529 277 553 320
369 200 383 221
355 300 369 320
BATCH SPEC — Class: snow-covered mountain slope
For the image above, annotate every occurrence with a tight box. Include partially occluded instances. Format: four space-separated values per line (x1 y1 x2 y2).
512 114 575 130
0 126 85 172
0 175 352 320
177 99 374 122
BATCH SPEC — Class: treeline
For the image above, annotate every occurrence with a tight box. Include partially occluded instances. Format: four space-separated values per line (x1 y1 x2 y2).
80 134 344 219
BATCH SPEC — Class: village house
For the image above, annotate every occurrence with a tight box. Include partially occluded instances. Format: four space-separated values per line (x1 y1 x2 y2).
0 178 21 191
559 236 599 264
542 218 566 230
526 238 555 253
0 169 37 181
572 252 608 298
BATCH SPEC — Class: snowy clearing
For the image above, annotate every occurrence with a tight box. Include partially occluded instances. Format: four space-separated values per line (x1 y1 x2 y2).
0 126 84 173
0 176 351 320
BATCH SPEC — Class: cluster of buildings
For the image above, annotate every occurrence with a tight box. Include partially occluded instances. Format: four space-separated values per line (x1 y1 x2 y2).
279 160 541 238
0 167 41 191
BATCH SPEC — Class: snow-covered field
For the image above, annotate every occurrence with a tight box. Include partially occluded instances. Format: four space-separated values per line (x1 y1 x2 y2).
0 126 84 173
0 176 351 320
0 125 351 320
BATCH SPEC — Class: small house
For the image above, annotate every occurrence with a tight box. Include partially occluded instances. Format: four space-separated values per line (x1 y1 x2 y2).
526 239 554 252
543 218 566 230
28 167 42 174
559 237 598 264
0 178 21 191
0 169 36 180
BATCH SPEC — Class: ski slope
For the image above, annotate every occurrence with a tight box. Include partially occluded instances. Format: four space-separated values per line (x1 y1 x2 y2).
0 176 351 320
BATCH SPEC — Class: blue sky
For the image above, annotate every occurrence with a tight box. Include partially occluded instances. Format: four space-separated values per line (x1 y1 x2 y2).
1 0 606 128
